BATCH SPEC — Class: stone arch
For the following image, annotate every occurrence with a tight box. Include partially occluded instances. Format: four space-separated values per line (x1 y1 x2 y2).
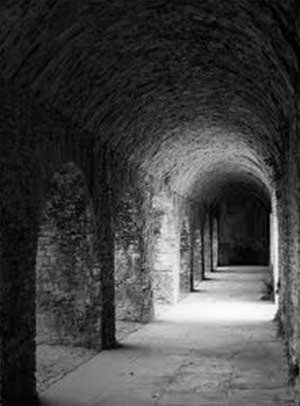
186 157 275 283
1 0 299 401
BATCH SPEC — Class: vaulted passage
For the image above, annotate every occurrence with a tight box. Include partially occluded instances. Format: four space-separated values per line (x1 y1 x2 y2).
41 266 292 405
1 1 300 405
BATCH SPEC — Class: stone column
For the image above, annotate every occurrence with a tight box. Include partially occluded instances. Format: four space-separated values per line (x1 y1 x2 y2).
203 211 213 274
114 184 154 323
192 228 202 284
180 215 193 297
211 214 219 271
92 147 116 349
0 164 40 405
152 192 180 306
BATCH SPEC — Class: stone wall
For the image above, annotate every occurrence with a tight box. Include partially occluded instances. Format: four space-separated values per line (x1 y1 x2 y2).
0 84 39 404
1 2 300 405
152 191 181 305
288 124 300 400
0 81 112 404
192 228 203 285
0 77 198 402
212 215 219 270
36 163 102 349
179 213 193 298
113 171 154 323
203 212 213 276
151 192 198 306
277 107 300 398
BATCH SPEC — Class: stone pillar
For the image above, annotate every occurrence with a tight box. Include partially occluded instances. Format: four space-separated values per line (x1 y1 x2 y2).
192 228 202 285
114 185 154 323
179 215 193 297
211 214 219 271
92 148 116 349
270 195 279 307
0 165 40 405
203 211 213 274
36 163 102 350
200 220 206 280
276 183 293 361
152 192 180 305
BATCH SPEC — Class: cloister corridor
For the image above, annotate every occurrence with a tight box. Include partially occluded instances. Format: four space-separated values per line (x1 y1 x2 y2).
3 2 300 405
40 267 292 406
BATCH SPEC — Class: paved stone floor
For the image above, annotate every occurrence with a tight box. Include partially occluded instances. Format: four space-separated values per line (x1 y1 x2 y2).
37 322 144 391
40 266 295 405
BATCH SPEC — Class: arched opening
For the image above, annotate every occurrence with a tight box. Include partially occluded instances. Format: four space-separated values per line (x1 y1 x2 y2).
216 185 270 267
200 178 274 306
35 162 101 392
185 159 275 304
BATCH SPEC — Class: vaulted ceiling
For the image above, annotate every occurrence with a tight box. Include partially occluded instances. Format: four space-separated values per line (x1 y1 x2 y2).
1 0 299 200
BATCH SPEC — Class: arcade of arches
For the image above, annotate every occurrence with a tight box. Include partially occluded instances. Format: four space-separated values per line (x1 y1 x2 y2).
1 1 300 405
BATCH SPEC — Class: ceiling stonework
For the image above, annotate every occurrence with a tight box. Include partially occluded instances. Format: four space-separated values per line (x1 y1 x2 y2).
1 0 299 199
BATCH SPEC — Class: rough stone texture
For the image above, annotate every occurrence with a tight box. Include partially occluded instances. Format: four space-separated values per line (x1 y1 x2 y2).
289 121 300 402
114 173 154 323
0 81 113 404
0 0 291 197
36 162 102 348
1 83 43 406
192 228 203 285
203 212 213 276
278 103 300 401
212 215 219 270
270 193 280 301
1 1 300 404
218 191 270 266
152 192 181 305
179 213 192 298
151 193 196 305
